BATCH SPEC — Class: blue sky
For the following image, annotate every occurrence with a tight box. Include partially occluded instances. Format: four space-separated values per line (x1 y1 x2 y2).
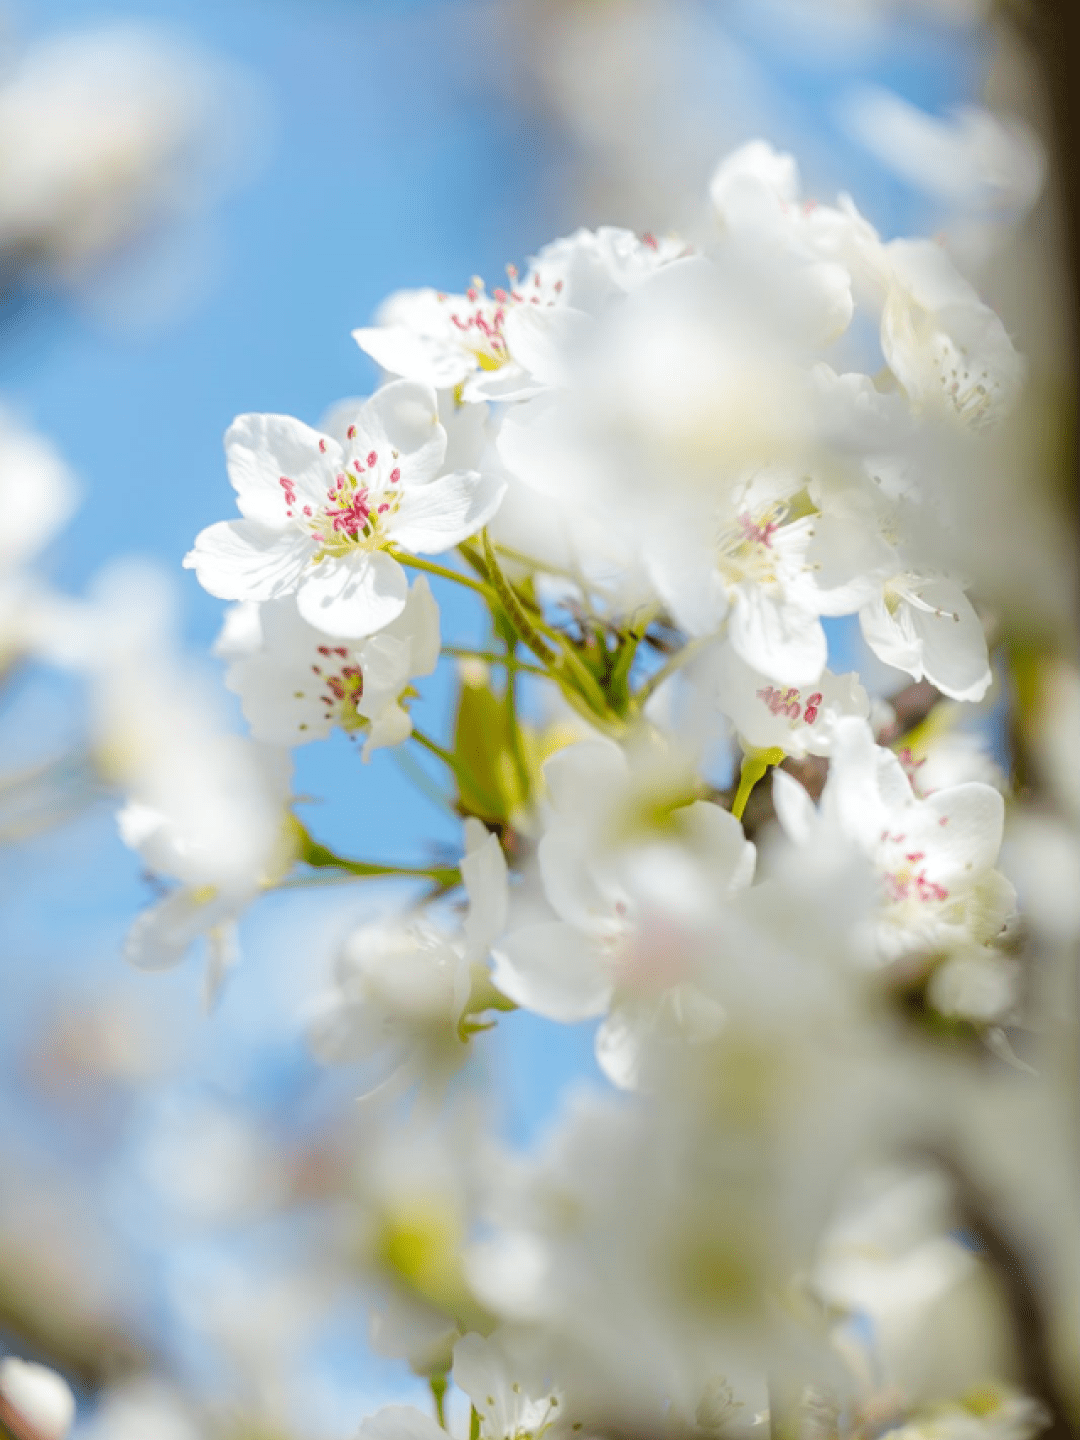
0 0 986 1431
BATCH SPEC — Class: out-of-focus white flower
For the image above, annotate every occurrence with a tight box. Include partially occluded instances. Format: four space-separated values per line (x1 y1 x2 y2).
814 1167 1014 1402
493 738 753 1087
0 1357 75 1439
709 141 1024 429
840 88 1045 218
186 382 503 638
309 820 508 1090
0 411 77 662
452 1329 564 1439
38 562 293 998
774 718 1015 990
880 1390 1048 1440
215 577 439 756
0 26 256 281
80 1382 201 1440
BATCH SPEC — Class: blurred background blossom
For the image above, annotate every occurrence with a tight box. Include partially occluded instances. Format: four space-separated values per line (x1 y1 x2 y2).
0 2 1074 1438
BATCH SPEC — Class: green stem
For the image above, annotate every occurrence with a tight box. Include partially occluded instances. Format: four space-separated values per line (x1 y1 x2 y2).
393 550 498 605
430 1373 448 1430
481 530 622 730
481 528 558 665
292 820 460 888
731 747 786 822
469 1406 481 1440
441 646 548 677
504 640 532 803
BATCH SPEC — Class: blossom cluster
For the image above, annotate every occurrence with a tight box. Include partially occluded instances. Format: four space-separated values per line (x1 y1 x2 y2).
2 91 1079 1440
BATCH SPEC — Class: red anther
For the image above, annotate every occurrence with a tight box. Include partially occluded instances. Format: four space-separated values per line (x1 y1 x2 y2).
303 506 312 517
643 232 658 249
939 816 949 826
367 451 378 467
905 852 925 863
312 665 322 675
493 288 508 303
347 425 357 439
466 288 478 302
807 693 822 707
317 646 330 656
335 647 348 657
554 279 564 293
803 707 818 725
378 503 389 513
319 439 327 452
389 468 401 483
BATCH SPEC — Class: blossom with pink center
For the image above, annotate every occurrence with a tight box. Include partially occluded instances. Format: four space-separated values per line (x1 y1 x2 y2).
214 578 440 758
712 644 870 759
353 227 684 404
184 380 505 639
773 717 1015 973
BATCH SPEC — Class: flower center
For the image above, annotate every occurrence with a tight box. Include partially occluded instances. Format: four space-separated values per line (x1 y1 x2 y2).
717 501 791 588
309 643 365 732
439 264 566 372
878 830 949 907
279 440 404 563
756 684 822 727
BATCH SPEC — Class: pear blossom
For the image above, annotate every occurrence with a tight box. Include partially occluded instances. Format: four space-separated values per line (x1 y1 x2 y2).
185 380 504 638
452 1330 565 1440
709 141 1024 428
309 819 508 1089
712 646 869 758
354 227 683 404
773 718 1016 982
492 739 754 1087
215 576 440 756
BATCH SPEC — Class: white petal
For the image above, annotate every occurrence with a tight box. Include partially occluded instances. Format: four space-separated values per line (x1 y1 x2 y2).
0 1359 75 1440
729 585 827 686
391 469 506 553
296 550 408 638
353 324 473 389
382 575 441 675
908 581 991 701
501 304 590 386
184 520 315 602
354 380 447 484
461 821 509 965
356 1406 448 1440
681 800 756 892
491 922 612 1022
225 413 341 523
125 889 221 972
541 737 626 816
919 783 1005 885
772 768 818 846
